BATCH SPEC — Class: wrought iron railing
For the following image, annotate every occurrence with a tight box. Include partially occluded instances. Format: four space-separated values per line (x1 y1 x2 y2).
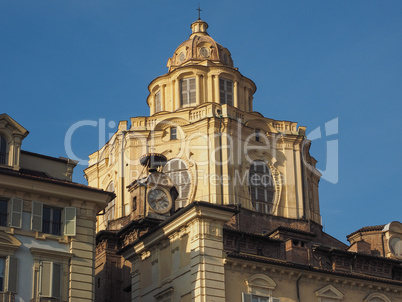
0 153 7 165
0 213 7 227
0 292 15 302
30 297 61 302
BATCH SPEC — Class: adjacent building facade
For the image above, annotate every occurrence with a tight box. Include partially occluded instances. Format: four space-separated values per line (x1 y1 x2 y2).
85 19 402 302
0 114 114 302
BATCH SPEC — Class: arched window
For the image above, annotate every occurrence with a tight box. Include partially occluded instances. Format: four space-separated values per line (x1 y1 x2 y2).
163 159 191 208
249 161 274 214
0 135 7 165
364 293 391 302
155 90 161 113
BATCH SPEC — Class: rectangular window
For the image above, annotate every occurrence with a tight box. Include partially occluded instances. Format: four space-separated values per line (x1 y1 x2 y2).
0 256 19 293
155 91 161 113
0 257 4 292
170 127 177 140
242 293 280 302
43 207 62 236
0 199 7 227
219 78 233 106
39 261 62 299
255 129 260 142
180 78 196 106
0 136 7 165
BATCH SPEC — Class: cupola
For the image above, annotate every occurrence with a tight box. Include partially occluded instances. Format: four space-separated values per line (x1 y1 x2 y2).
147 19 256 115
166 19 234 71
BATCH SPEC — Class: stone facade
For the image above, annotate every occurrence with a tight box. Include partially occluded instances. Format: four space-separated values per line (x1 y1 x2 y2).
0 114 114 302
87 19 402 302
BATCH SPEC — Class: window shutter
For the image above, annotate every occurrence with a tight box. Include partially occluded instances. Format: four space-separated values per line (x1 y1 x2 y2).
52 263 62 299
189 78 196 104
64 207 76 236
10 198 22 228
181 79 188 105
5 256 18 293
39 261 52 297
31 201 43 231
155 91 161 113
272 298 281 302
242 293 252 302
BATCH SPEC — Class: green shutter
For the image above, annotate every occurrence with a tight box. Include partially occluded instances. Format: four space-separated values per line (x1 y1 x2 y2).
242 293 252 302
5 256 18 293
52 263 62 299
10 198 22 228
31 201 43 231
39 261 52 297
39 261 62 298
64 207 76 236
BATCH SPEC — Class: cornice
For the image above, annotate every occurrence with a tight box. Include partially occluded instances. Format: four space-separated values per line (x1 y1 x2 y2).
119 202 237 259
0 173 113 207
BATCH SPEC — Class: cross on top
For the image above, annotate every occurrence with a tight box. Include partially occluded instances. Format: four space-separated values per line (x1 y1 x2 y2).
197 4 202 20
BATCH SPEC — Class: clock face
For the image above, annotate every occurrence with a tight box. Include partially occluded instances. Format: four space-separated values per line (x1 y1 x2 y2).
389 236 402 259
148 188 171 214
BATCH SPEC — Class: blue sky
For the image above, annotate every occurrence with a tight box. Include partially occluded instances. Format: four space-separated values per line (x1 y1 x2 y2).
1 1 401 243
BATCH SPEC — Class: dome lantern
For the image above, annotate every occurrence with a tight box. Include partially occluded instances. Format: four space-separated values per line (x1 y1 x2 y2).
190 20 209 38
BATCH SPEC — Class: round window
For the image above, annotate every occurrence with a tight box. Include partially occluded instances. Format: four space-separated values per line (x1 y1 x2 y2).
179 52 186 62
200 47 210 58
390 236 402 259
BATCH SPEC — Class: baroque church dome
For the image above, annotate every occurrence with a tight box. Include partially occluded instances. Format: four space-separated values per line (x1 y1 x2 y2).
167 19 234 71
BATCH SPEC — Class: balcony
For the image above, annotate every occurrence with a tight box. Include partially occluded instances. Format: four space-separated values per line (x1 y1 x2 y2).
0 292 15 302
30 298 61 302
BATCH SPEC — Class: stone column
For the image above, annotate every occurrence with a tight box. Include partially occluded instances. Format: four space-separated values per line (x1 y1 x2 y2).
244 87 249 112
196 74 201 105
175 79 181 109
12 136 22 170
207 74 213 103
214 75 220 104
189 212 231 302
233 80 238 108
150 97 155 115
161 84 165 111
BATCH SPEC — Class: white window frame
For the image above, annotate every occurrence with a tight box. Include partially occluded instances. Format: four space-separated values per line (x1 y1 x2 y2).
30 247 73 301
30 201 76 236
42 206 62 236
